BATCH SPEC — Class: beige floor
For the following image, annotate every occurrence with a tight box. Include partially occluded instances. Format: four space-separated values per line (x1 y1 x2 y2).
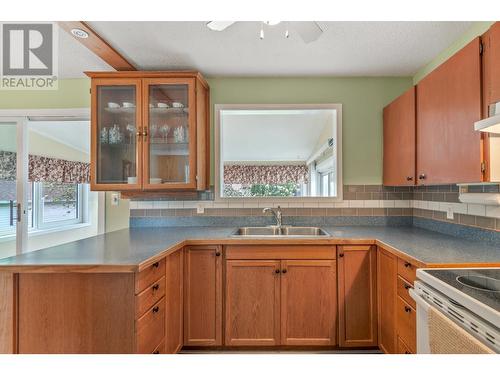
181 349 382 354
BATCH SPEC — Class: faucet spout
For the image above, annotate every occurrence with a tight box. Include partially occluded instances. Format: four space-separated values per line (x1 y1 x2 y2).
262 206 283 229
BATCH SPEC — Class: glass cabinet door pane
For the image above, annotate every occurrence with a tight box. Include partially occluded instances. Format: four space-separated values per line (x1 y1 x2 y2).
148 84 190 185
96 85 138 185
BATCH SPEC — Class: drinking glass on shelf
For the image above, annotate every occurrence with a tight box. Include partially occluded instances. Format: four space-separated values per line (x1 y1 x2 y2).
126 124 136 144
159 125 170 143
151 124 159 141
100 127 109 144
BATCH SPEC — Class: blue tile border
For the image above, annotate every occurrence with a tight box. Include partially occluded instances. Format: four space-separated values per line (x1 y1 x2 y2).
130 215 413 228
413 217 500 245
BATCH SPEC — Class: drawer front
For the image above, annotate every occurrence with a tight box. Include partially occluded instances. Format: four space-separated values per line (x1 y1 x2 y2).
225 245 336 260
152 339 166 354
136 276 166 318
396 275 415 309
397 336 413 354
136 298 165 354
396 296 416 353
397 257 417 283
136 258 166 294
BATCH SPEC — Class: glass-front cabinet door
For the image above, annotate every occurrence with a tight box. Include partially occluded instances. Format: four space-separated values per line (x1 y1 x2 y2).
143 78 197 190
91 79 142 190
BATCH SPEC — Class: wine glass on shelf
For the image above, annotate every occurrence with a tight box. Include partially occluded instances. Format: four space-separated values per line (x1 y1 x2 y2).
159 125 170 143
126 124 136 144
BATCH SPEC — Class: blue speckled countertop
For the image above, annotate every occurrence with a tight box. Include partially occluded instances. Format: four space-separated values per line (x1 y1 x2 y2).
0 226 498 271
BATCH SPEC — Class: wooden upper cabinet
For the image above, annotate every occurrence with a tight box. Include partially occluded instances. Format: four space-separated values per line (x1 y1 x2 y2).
281 260 337 346
482 22 500 109
86 71 210 191
377 247 397 354
225 260 281 346
416 38 483 184
383 87 416 186
183 246 222 346
337 245 377 347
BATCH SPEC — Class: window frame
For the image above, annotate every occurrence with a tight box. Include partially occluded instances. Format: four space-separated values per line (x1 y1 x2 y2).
214 103 343 202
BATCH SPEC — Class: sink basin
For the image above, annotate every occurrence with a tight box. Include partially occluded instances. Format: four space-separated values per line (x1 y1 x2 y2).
456 275 500 292
231 226 329 237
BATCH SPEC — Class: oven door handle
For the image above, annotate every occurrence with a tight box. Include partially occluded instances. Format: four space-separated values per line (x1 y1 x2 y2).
409 288 430 312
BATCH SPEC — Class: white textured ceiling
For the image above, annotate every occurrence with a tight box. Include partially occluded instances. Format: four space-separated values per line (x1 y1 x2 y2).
79 21 473 77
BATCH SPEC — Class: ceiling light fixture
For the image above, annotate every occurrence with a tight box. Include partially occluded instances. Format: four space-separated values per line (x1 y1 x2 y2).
264 21 281 26
70 28 89 39
260 23 265 40
206 21 235 31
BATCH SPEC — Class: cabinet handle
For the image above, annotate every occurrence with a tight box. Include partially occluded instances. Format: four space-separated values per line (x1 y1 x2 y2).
404 284 411 290
338 253 344 258
152 284 160 291
404 306 411 313
215 252 221 257
404 262 411 268
153 262 159 268
275 269 280 274
136 130 142 137
153 350 160 354
418 174 426 180
153 306 160 313
404 351 411 354
282 269 287 274
406 176 413 181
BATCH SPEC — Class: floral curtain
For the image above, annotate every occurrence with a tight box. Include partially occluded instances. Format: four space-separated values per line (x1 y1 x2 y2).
0 151 90 183
224 164 309 185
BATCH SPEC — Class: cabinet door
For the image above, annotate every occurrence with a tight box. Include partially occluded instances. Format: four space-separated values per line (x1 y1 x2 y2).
91 78 143 191
142 78 197 190
416 38 482 184
165 249 183 353
377 248 397 354
225 260 281 346
337 246 377 347
483 22 500 107
281 260 337 346
183 246 222 346
383 87 416 186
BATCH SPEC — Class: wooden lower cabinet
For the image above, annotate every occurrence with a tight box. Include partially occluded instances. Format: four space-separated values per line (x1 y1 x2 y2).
183 246 222 346
377 247 398 354
225 260 281 346
225 256 337 347
337 245 377 347
165 249 184 353
281 260 337 346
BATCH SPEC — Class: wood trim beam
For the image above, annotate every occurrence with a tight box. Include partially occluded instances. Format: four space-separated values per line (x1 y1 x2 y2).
57 21 136 71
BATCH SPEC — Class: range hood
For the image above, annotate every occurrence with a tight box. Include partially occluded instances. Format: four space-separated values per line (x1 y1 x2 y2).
475 102 500 133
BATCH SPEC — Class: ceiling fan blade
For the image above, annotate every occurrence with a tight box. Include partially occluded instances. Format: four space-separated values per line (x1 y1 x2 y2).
206 21 236 31
292 21 323 43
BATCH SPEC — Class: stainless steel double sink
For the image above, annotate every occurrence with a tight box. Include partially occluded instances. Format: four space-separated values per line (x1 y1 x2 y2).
231 226 329 237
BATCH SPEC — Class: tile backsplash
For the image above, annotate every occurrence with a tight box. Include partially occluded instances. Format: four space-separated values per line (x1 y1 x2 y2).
129 184 500 232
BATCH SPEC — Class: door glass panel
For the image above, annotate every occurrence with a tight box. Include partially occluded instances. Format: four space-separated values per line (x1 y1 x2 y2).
0 123 17 259
148 84 190 184
96 85 138 185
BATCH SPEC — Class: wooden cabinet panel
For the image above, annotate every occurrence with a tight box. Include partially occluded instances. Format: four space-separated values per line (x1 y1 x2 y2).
483 22 500 107
136 276 165 318
17 273 136 354
0 273 16 354
338 245 377 347
397 336 413 354
225 260 281 346
397 257 417 283
136 297 166 354
281 260 337 346
383 87 416 186
225 245 336 260
396 296 416 353
377 248 397 354
165 249 183 353
416 38 482 184
184 246 222 346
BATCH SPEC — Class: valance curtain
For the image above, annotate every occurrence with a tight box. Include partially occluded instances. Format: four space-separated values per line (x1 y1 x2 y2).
224 164 309 185
0 151 90 184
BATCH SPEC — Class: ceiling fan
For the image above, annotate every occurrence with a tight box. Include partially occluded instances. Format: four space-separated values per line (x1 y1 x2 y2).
206 21 324 43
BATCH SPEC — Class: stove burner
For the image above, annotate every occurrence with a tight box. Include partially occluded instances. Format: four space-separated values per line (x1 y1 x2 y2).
456 275 500 293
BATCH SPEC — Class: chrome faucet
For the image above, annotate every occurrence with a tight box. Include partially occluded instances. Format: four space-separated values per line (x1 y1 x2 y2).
263 206 283 229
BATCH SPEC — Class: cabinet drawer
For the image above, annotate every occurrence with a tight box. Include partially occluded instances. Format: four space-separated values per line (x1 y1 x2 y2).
136 258 166 294
152 339 166 354
396 296 416 353
397 257 417 283
136 298 165 354
136 276 166 318
397 336 413 354
225 245 336 260
396 276 415 309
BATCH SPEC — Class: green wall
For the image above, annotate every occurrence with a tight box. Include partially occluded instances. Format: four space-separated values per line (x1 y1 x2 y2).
413 22 494 84
207 77 412 185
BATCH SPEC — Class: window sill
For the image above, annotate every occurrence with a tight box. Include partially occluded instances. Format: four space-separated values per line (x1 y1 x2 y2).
0 222 91 243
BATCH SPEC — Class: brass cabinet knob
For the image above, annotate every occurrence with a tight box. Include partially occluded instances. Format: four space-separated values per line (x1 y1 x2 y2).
153 306 160 313
152 284 160 291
